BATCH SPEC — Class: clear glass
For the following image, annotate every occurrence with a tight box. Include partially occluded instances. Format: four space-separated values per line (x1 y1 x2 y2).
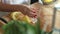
39 0 60 34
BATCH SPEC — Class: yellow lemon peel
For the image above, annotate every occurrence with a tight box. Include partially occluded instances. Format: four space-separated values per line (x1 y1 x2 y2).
11 11 31 23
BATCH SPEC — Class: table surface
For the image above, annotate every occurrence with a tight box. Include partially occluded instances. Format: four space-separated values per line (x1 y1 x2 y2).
0 12 9 17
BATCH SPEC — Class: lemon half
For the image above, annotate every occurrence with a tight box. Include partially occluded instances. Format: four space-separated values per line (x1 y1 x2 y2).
11 11 31 23
23 15 31 23
11 12 24 20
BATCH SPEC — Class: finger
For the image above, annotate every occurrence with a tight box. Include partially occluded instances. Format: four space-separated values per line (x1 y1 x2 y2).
31 8 38 12
30 12 37 18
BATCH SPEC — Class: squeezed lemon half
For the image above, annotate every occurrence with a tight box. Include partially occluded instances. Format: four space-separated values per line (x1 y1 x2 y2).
23 15 31 23
11 11 31 23
11 12 24 20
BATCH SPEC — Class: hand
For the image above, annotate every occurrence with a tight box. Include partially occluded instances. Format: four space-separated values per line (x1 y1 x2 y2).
28 7 37 18
17 5 37 18
0 3 37 18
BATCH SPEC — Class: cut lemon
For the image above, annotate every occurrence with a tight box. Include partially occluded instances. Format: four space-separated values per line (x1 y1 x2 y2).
11 12 24 20
11 11 31 23
23 15 31 23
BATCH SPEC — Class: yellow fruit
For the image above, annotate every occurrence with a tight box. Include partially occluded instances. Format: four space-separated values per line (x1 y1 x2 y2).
11 11 24 20
43 0 53 3
23 15 31 23
11 11 31 23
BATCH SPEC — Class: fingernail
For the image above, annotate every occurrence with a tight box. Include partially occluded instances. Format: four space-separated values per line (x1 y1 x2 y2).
34 15 37 18
33 12 36 13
